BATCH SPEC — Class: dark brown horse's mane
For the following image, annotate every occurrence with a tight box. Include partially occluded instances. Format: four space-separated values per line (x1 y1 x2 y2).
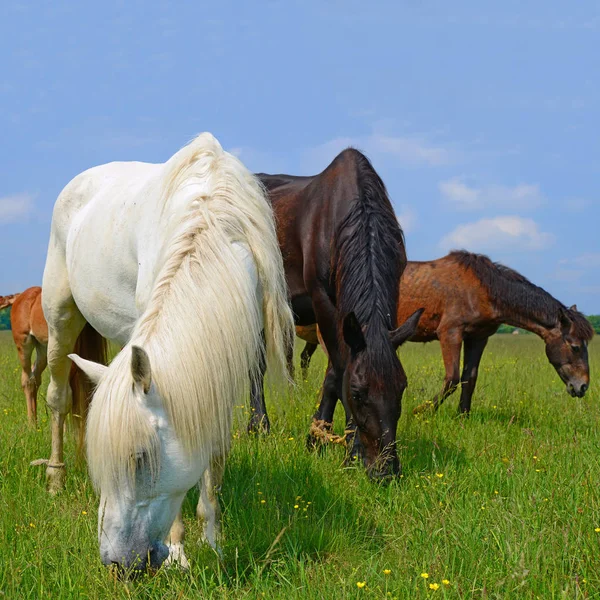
449 250 594 340
333 149 406 366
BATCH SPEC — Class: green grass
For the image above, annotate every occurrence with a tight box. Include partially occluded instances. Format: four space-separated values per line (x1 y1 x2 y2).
1 330 599 599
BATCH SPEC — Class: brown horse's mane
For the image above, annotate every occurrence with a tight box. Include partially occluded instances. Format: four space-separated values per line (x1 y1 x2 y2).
333 149 406 366
449 250 594 340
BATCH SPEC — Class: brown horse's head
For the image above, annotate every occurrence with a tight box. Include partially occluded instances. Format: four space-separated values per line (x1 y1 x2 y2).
341 308 423 480
544 305 593 398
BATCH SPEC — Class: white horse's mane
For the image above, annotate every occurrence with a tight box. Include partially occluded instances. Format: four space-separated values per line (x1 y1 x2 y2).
86 133 293 496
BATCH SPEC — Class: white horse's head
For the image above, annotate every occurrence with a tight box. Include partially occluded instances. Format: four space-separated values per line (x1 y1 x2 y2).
70 346 206 572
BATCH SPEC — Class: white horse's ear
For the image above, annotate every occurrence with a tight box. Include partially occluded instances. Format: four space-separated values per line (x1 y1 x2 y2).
131 346 152 394
68 354 108 385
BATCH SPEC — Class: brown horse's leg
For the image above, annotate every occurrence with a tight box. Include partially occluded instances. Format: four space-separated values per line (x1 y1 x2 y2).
458 337 488 414
413 330 462 414
300 342 318 380
30 340 48 426
247 332 269 434
16 335 36 426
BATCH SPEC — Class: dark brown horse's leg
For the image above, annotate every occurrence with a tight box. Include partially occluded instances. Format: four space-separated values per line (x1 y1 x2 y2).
458 337 488 414
248 332 269 434
307 361 338 449
300 342 318 379
413 329 462 414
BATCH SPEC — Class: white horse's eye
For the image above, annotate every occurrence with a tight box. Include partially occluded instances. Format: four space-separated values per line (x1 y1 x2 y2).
134 452 148 470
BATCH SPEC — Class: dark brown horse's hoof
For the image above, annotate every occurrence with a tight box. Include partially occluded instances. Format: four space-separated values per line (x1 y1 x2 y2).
413 400 435 416
247 417 270 435
306 419 335 452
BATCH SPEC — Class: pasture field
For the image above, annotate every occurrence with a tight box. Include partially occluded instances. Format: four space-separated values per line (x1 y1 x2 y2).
1 330 599 599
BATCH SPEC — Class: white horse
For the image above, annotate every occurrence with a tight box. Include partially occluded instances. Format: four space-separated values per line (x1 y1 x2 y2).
41 133 294 571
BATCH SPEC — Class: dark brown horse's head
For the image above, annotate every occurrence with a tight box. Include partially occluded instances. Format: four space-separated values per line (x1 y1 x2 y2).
544 305 593 398
341 308 423 480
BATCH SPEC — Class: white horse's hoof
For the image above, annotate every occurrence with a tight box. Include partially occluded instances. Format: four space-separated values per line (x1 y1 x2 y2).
164 543 190 570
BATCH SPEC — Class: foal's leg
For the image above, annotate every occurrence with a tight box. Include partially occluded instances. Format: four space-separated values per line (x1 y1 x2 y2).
197 454 225 552
30 340 48 426
300 342 318 380
458 337 488 414
247 332 269 434
413 330 463 414
15 335 37 426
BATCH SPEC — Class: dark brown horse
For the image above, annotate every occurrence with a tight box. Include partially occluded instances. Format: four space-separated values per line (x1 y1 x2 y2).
250 148 422 479
302 251 593 427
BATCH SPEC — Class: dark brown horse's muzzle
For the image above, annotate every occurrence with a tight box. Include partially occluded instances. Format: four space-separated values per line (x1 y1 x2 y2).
567 382 588 398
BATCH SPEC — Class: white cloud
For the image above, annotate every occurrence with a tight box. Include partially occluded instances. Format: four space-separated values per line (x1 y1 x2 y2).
564 197 593 212
0 193 35 224
559 253 600 269
439 177 544 211
440 216 554 253
367 133 452 166
397 204 417 233
304 132 454 173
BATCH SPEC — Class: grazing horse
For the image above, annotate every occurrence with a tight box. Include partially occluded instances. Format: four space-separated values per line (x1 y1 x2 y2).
10 287 48 425
42 133 293 572
250 149 423 479
303 251 593 428
0 293 19 310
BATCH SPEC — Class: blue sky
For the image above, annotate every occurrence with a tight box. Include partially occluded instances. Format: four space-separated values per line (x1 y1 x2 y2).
1 1 599 313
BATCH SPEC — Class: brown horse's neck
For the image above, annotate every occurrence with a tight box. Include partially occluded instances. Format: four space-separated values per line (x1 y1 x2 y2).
0 293 19 311
496 311 556 341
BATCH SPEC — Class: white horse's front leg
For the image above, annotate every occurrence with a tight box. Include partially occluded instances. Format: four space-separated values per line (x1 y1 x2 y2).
164 510 190 570
197 455 225 552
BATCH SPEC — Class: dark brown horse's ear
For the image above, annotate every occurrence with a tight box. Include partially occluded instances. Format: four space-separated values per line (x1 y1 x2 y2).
559 308 572 335
390 308 424 349
343 312 366 356
569 304 578 312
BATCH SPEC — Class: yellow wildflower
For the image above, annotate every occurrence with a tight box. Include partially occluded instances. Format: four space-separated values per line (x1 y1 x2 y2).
435 473 444 478
595 527 600 532
383 569 391 575
421 572 429 579
442 579 450 585
429 583 440 590
294 504 299 509
356 581 366 589
82 511 87 515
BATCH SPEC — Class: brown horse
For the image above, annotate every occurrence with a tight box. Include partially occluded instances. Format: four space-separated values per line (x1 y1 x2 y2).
10 287 48 425
251 149 422 479
301 250 593 426
294 325 320 379
0 293 19 310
